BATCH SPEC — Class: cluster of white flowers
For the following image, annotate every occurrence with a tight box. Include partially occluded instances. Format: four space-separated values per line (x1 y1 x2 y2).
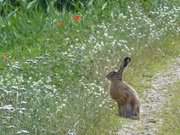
0 3 179 134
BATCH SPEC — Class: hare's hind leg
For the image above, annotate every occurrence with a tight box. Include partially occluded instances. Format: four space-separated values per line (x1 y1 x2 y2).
131 103 140 120
121 104 131 117
118 103 133 118
122 103 140 120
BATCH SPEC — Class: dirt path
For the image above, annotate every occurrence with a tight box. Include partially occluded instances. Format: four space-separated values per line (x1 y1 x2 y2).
117 57 180 135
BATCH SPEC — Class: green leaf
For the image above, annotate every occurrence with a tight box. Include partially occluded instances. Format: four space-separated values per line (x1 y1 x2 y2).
27 0 37 10
102 2 107 10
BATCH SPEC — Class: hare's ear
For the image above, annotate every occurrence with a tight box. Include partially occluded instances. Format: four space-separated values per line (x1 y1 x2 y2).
123 57 131 67
118 57 131 72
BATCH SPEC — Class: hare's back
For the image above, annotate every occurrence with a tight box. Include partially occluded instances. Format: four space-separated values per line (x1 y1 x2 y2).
121 82 139 97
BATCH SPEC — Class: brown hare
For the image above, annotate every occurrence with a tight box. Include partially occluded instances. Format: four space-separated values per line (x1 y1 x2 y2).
106 57 140 120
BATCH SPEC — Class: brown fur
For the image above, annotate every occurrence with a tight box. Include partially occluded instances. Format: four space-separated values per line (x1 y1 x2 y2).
106 57 140 120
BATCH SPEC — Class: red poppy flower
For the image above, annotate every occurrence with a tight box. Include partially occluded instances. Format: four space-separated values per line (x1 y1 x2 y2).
73 15 81 23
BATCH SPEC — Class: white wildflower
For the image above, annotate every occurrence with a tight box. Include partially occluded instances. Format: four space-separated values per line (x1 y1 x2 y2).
0 105 15 112
17 130 30 134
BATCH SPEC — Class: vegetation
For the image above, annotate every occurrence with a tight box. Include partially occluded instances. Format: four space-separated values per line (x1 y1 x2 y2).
0 0 179 135
158 82 180 135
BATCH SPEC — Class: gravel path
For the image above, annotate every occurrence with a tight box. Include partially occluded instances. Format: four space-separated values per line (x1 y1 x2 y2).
117 57 180 135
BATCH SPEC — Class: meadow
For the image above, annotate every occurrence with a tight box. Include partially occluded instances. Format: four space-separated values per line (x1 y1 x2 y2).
0 0 180 135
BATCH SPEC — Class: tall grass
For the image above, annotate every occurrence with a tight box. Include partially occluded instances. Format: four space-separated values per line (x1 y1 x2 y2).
0 0 180 135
